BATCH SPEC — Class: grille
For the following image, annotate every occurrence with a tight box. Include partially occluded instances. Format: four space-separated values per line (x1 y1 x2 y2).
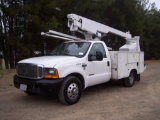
17 63 43 79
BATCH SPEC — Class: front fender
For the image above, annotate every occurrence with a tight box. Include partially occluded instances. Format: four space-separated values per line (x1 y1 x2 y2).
58 66 86 79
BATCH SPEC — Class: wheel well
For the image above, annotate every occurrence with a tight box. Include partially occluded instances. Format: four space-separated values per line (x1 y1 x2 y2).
131 69 137 75
66 73 85 89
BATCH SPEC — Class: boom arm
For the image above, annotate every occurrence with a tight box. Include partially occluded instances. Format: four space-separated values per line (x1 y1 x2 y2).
67 14 132 39
67 13 140 51
41 13 140 52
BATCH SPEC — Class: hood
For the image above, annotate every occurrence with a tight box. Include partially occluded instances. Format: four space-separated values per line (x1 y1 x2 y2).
18 56 77 67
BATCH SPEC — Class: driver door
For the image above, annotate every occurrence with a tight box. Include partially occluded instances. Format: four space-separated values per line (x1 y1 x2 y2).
85 43 111 87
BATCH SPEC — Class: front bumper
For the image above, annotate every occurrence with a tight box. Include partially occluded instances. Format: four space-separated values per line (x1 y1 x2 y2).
14 75 63 94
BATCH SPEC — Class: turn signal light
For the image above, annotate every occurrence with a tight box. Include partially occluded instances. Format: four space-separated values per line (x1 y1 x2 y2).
44 69 59 79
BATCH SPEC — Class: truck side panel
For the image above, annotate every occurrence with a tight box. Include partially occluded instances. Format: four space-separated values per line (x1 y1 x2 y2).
118 52 128 79
110 51 144 80
110 51 128 79
139 52 145 73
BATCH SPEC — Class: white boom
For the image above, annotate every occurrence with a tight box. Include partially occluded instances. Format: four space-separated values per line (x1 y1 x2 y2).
67 14 132 39
41 13 141 51
41 30 83 41
67 13 140 51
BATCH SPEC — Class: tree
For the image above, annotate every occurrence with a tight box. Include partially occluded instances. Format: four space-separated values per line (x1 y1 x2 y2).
143 4 160 59
0 0 160 69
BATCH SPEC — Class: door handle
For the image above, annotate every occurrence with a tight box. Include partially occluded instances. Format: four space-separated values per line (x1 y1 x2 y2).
107 61 110 66
82 63 87 67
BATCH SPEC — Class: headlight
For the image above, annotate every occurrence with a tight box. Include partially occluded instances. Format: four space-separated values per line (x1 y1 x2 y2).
44 68 59 79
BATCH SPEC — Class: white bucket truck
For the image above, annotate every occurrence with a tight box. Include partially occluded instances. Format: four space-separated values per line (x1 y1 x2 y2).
14 14 146 105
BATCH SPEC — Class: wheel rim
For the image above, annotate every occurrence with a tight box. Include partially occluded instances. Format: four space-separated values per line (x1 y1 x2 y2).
67 83 79 100
129 72 134 84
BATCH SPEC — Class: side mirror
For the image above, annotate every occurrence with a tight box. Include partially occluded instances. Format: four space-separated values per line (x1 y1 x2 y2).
96 51 103 61
88 51 103 61
88 54 93 61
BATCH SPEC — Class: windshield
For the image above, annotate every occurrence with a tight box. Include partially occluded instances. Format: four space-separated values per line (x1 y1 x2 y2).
49 42 91 57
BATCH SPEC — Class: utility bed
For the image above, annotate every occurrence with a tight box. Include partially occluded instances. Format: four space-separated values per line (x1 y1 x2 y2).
109 51 145 80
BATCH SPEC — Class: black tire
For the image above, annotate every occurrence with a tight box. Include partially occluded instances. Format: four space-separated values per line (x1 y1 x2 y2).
135 74 140 81
123 70 135 87
58 76 82 105
24 91 36 95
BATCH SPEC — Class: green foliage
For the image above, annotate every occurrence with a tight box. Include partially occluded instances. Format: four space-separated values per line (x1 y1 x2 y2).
0 0 160 69
142 8 160 59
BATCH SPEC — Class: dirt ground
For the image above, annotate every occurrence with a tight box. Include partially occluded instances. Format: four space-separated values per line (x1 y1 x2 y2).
0 60 160 120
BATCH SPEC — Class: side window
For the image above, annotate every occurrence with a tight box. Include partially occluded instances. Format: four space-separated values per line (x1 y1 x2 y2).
89 43 106 58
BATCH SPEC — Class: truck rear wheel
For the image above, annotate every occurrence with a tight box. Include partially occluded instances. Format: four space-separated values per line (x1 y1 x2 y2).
123 71 135 87
58 76 82 105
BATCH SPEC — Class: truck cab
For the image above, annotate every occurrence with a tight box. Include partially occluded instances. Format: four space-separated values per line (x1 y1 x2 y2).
14 40 112 104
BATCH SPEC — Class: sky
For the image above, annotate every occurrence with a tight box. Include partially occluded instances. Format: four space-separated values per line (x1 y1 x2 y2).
149 0 160 9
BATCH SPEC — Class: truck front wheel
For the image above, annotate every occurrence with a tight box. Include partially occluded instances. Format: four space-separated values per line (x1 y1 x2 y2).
123 71 135 87
58 76 82 105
